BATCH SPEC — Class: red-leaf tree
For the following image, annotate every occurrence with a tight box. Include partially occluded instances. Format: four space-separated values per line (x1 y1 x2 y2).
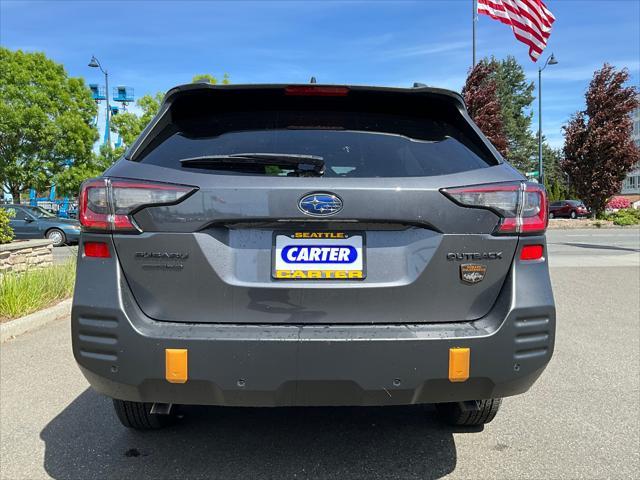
462 61 509 158
562 64 639 216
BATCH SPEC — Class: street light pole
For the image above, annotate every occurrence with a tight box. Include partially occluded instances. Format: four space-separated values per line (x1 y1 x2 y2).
105 69 110 148
538 53 558 185
88 55 111 148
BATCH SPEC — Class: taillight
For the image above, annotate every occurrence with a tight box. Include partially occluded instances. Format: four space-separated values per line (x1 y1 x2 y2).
442 182 548 235
79 178 195 233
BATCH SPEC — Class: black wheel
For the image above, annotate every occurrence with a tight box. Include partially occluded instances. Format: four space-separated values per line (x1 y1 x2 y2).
570 210 577 219
112 399 175 430
436 398 502 426
46 228 66 247
549 212 555 219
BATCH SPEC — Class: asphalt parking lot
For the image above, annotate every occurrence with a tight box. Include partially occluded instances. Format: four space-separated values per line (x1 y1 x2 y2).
2 229 639 479
52 245 77 265
546 228 640 267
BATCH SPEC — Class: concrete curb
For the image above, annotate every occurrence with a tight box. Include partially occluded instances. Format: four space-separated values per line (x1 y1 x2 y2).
1 298 72 343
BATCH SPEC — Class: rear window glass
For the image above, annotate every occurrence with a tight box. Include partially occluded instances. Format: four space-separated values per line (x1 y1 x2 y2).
136 93 498 178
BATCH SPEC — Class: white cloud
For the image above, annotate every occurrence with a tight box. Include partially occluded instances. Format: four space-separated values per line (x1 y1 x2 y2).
348 32 395 48
381 40 472 59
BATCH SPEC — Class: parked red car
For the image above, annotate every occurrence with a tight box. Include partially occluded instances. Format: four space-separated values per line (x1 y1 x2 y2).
549 200 590 219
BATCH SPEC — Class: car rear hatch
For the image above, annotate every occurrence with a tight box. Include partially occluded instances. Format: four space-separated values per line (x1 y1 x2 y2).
85 84 541 325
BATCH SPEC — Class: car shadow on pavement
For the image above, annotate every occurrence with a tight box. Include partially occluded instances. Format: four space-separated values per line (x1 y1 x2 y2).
41 388 463 480
555 242 640 252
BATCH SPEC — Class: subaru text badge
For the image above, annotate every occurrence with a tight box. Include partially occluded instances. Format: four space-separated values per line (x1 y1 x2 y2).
298 193 343 217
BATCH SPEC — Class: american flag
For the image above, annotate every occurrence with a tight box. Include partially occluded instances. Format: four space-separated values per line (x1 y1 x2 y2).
477 0 556 62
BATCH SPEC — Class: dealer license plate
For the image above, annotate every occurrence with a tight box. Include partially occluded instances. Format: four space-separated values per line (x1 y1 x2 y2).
272 232 365 280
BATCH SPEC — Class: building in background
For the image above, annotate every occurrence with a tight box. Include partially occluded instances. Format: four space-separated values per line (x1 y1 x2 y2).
620 94 640 205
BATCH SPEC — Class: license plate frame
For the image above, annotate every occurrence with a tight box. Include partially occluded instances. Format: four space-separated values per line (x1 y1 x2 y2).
272 231 366 281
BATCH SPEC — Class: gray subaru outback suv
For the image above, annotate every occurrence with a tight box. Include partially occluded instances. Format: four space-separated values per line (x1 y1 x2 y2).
72 83 555 430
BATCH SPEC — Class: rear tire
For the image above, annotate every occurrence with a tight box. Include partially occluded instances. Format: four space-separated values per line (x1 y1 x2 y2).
112 399 175 430
570 211 577 219
549 212 555 219
436 398 502 426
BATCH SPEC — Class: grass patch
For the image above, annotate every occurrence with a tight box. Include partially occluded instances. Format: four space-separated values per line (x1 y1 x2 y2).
0 260 76 321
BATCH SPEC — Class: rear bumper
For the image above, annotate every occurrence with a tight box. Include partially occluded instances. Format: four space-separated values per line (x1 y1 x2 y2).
72 236 555 407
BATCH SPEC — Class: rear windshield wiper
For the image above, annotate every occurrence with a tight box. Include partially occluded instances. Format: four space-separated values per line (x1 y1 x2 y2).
180 153 325 176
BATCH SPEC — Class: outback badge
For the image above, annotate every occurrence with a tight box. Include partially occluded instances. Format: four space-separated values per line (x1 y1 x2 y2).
460 264 487 284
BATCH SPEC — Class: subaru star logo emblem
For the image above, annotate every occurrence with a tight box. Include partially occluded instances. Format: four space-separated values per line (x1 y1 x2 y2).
298 192 343 217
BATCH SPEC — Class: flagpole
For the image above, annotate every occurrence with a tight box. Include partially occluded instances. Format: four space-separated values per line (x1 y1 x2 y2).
472 0 477 68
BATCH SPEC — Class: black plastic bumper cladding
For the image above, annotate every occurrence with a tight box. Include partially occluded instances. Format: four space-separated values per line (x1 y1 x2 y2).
72 234 555 407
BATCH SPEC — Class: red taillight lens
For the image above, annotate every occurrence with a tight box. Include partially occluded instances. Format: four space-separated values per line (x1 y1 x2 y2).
519 184 548 234
520 244 544 261
79 179 111 230
442 181 548 235
284 86 349 96
79 178 195 233
83 241 111 258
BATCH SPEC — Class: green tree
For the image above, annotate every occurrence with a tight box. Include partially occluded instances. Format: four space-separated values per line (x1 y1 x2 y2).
192 73 230 85
486 56 537 172
520 142 571 200
540 142 564 185
111 73 230 149
111 92 164 147
54 145 125 196
0 48 98 201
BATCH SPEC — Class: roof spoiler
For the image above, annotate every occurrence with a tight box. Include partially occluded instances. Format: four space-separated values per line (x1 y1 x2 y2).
160 82 465 108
